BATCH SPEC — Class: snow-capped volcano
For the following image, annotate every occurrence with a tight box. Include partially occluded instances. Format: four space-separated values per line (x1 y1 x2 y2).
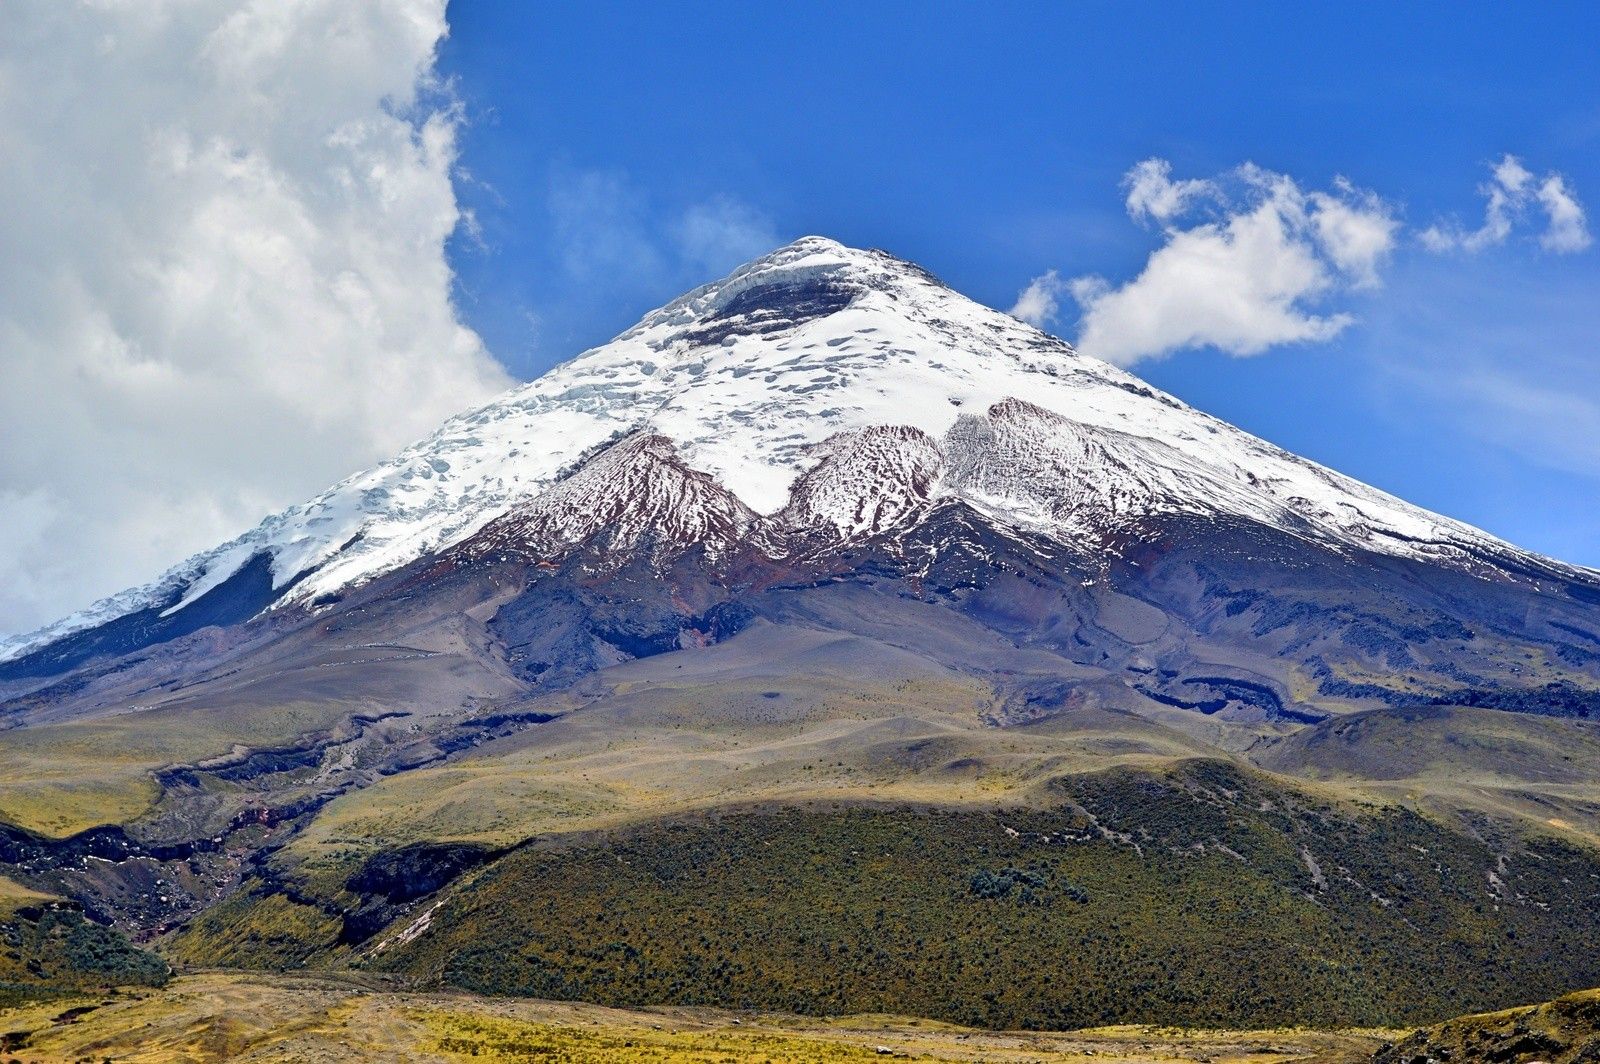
0 237 1581 664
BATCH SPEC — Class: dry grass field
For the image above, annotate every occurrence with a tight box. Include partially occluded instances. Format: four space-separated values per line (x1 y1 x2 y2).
0 971 1392 1063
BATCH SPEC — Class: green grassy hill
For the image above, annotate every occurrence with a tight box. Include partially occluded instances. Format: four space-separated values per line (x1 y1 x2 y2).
1375 985 1600 1064
169 760 1600 1031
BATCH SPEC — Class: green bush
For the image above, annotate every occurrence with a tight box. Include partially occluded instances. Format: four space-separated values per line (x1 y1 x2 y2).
0 904 166 1002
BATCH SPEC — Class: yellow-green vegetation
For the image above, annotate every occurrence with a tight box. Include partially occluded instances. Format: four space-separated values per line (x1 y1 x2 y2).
0 970 1391 1062
1255 705 1600 842
165 891 348 971
0 876 51 911
0 699 370 836
366 761 1600 1031
417 1008 976 1062
286 684 1204 867
1374 986 1600 1064
0 742 161 836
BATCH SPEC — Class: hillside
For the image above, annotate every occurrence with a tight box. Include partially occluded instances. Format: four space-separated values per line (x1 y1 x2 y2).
1374 986 1600 1064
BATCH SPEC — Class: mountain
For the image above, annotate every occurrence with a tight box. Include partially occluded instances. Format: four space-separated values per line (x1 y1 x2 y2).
4 237 1589 672
5 236 1598 736
3 237 1600 1029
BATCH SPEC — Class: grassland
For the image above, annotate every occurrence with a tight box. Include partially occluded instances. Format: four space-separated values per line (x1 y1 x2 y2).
283 675 1208 870
1256 705 1600 840
376 779 1600 1030
0 970 1392 1062
0 877 52 910
0 699 376 837
8 631 1600 1045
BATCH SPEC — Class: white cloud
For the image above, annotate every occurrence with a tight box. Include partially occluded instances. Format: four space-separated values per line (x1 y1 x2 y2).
0 1 511 637
1008 269 1070 327
1061 161 1398 366
1307 179 1398 287
0 491 62 636
1494 154 1536 195
1421 154 1590 254
1537 174 1593 253
1123 158 1217 225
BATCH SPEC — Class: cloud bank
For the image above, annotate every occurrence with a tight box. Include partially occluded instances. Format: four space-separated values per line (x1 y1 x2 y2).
1016 160 1399 366
0 1 510 637
1018 155 1589 367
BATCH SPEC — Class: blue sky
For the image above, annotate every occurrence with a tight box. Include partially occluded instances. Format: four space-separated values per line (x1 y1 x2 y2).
439 1 1600 566
0 2 1596 636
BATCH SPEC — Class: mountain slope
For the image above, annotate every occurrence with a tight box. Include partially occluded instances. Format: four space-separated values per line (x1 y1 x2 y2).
1 236 1596 838
2 238 1600 1029
1375 984 1600 1064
